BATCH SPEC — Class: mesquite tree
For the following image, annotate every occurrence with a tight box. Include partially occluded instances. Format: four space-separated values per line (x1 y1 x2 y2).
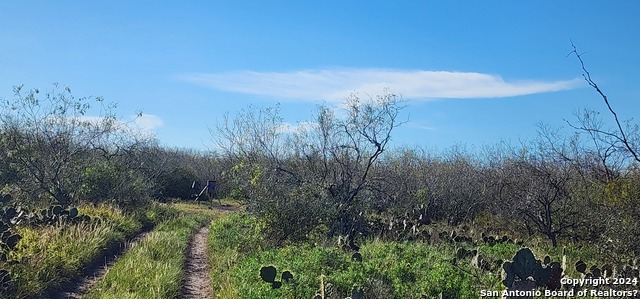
0 84 118 205
215 91 404 242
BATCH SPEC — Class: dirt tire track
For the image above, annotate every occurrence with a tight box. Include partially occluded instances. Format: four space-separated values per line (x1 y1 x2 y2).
55 203 238 299
54 229 152 299
181 223 213 299
181 204 239 299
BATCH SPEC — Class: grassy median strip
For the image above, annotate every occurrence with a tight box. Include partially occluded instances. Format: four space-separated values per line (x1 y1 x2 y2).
208 212 264 299
85 212 210 299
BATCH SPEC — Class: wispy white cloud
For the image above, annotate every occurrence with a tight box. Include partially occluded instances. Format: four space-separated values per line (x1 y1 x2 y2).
132 114 163 133
276 121 318 134
180 68 582 103
76 113 163 134
407 121 438 131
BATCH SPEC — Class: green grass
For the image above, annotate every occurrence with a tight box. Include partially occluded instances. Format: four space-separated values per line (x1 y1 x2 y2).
207 212 490 299
206 211 637 299
171 202 226 218
223 242 491 299
85 212 210 299
10 221 128 298
208 212 266 298
1 201 226 298
2 203 178 299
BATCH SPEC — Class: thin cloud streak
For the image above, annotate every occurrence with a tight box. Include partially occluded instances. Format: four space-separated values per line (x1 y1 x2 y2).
407 121 438 131
181 69 582 102
77 113 163 134
132 114 164 132
276 121 319 134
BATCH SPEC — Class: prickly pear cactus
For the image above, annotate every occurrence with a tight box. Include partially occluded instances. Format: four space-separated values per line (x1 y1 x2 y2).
575 260 587 274
547 262 563 291
511 248 539 280
503 261 516 287
282 270 293 283
260 266 277 283
259 265 294 290
503 247 563 293
350 286 364 299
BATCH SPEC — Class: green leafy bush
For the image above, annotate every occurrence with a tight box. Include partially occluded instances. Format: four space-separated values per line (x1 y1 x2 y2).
80 161 148 207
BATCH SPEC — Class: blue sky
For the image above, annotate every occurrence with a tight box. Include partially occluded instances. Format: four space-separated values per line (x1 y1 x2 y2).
1 1 639 152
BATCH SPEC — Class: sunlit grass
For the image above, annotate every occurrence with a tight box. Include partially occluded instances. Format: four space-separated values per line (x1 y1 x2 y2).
0 201 219 298
9 221 119 298
219 241 484 299
208 212 265 299
206 211 637 299
1 203 179 298
85 213 210 299
171 202 224 217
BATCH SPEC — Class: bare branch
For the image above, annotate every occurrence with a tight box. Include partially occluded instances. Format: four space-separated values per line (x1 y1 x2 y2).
568 41 640 163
